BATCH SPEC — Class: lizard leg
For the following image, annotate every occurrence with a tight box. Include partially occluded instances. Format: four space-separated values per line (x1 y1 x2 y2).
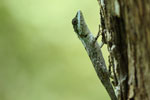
93 25 101 44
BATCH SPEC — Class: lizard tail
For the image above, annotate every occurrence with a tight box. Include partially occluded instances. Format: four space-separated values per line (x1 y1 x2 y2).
103 80 117 100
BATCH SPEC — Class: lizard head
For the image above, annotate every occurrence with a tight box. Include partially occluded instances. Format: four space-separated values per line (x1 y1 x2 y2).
72 10 88 38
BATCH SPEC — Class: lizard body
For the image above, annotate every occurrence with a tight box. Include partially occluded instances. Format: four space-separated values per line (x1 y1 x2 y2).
72 10 117 100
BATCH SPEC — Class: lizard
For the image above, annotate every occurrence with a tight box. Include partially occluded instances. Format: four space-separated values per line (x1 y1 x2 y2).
72 10 117 100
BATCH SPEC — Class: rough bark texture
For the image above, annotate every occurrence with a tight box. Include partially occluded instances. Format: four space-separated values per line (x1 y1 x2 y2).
97 0 150 100
121 0 150 100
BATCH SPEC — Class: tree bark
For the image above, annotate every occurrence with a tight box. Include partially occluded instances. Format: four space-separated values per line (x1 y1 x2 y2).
97 0 150 100
72 0 150 100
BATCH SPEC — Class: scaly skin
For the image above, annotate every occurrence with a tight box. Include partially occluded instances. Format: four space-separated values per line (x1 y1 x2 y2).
72 10 117 100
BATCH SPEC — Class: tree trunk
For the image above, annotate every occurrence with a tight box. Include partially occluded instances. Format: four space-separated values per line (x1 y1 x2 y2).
72 0 150 100
97 0 150 100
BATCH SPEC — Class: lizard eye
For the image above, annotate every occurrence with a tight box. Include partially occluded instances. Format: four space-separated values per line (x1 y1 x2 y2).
84 34 88 37
72 18 77 25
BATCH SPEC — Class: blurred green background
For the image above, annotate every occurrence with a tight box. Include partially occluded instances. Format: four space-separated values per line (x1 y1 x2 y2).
0 0 110 100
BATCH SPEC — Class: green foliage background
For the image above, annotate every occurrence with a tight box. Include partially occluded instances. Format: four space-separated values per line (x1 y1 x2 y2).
0 0 109 100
